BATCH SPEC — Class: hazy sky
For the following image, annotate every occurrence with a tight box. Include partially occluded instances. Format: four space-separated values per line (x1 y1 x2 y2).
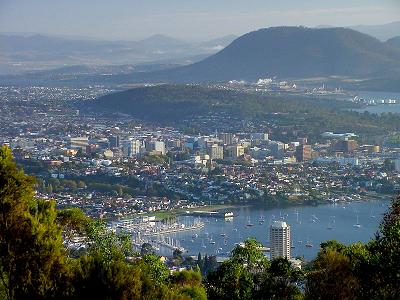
0 0 399 40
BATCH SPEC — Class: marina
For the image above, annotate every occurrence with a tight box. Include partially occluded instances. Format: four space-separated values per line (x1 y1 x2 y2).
152 199 390 260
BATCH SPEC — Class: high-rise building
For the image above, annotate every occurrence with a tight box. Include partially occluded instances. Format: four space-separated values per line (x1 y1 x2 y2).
69 136 89 151
109 135 120 148
209 144 224 160
219 133 234 145
296 144 312 162
270 221 291 259
269 142 285 159
122 139 141 157
333 140 358 153
226 144 245 159
146 140 166 155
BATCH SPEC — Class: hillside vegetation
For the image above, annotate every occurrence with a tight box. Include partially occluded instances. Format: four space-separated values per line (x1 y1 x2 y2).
1 146 400 299
92 84 400 138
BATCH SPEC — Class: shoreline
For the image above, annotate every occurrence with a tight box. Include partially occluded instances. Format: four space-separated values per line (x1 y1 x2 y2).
121 193 392 222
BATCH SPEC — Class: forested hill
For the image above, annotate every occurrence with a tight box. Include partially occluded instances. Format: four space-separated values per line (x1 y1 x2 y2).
90 84 400 139
90 84 350 121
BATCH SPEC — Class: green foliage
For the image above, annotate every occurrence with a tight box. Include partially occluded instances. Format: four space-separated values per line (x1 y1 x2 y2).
0 146 70 299
207 238 302 300
140 243 155 256
306 195 400 299
140 254 170 285
1 147 205 300
305 246 358 300
94 84 400 141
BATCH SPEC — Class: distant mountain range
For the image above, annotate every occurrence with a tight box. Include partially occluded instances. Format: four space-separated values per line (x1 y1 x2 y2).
386 36 400 48
130 26 400 82
0 33 237 74
2 27 400 92
349 21 400 41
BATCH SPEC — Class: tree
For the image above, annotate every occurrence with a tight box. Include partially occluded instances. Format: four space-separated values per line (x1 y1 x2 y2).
0 146 70 299
305 246 357 300
140 243 154 256
258 257 303 300
356 194 400 299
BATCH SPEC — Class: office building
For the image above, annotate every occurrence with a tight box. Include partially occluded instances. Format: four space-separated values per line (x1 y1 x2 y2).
209 144 224 160
270 221 291 259
219 133 234 145
122 139 141 157
334 140 358 153
296 144 312 162
69 136 89 151
109 135 120 148
226 144 245 159
269 142 285 159
146 140 166 155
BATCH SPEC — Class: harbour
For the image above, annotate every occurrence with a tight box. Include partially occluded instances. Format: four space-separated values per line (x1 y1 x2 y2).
151 198 391 260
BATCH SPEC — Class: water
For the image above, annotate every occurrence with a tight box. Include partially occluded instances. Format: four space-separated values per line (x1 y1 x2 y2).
351 91 400 114
157 199 390 261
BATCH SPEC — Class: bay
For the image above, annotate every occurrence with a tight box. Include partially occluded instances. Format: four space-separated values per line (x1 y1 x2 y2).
157 199 391 261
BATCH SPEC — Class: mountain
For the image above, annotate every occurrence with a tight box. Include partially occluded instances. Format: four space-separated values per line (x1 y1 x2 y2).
142 26 400 82
386 36 400 48
0 33 234 74
350 21 400 41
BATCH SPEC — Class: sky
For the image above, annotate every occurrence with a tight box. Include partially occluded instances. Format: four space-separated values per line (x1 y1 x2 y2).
0 0 399 41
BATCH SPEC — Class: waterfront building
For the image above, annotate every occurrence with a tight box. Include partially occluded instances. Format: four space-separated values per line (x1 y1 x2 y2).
270 221 291 259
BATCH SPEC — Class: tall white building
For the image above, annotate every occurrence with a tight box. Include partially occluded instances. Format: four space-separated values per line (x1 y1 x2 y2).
121 139 141 157
270 221 291 259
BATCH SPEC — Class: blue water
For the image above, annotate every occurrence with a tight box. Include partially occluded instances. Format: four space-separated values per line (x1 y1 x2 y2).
158 199 390 261
352 91 400 114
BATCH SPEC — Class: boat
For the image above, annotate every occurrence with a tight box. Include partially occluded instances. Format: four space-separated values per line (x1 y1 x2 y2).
201 240 206 248
370 209 376 219
209 235 216 244
290 241 295 249
259 215 265 224
245 216 254 227
327 216 335 230
353 215 361 228
305 239 313 248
